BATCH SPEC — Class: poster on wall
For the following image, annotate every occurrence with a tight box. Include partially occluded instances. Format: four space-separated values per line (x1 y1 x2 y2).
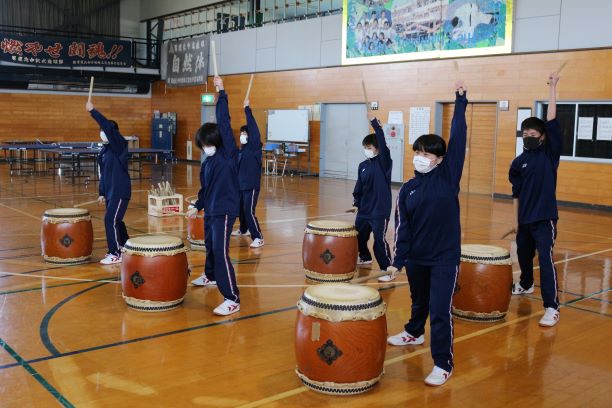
166 35 209 87
341 0 513 65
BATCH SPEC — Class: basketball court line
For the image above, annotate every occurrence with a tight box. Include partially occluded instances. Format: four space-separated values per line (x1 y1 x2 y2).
232 309 565 408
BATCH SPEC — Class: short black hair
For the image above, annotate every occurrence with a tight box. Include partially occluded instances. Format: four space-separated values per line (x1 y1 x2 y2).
521 117 546 135
240 125 248 134
195 123 221 150
362 133 378 148
413 134 446 157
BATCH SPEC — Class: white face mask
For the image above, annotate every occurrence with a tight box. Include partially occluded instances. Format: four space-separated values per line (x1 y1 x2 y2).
240 134 248 144
203 146 216 156
99 131 108 144
363 149 377 159
413 155 436 173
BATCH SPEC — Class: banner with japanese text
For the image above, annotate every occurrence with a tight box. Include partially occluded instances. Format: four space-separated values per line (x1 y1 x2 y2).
0 32 132 67
166 35 209 88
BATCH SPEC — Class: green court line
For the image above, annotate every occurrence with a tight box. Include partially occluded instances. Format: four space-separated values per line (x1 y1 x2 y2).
0 337 75 407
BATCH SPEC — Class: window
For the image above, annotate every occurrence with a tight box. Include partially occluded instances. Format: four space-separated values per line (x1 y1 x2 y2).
539 102 612 162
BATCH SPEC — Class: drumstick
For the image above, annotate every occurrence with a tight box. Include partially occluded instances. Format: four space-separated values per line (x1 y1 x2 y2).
547 61 568 84
74 199 99 208
175 211 204 219
500 229 515 240
211 40 219 91
350 270 393 284
245 74 254 101
453 61 464 96
361 80 369 110
87 76 94 102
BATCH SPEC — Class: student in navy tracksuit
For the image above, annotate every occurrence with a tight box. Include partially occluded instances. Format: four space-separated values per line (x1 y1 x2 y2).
387 82 468 387
507 72 562 327
187 76 241 316
351 111 393 278
231 99 264 248
86 102 130 265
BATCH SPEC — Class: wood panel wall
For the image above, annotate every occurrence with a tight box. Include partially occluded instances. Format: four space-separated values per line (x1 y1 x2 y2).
0 93 151 145
1 52 608 205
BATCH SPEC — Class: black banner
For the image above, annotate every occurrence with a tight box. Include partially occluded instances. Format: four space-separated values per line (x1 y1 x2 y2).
166 35 209 87
0 32 132 67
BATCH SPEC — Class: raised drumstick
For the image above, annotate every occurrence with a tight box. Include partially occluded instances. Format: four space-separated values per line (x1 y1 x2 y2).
87 76 94 102
547 61 567 84
453 61 464 96
361 79 369 109
245 74 254 100
211 40 219 91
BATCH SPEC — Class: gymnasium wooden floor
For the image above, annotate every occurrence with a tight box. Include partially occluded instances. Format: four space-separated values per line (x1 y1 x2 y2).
0 162 610 407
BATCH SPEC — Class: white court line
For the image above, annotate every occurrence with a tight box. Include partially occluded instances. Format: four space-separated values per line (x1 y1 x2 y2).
3 247 611 287
512 246 612 275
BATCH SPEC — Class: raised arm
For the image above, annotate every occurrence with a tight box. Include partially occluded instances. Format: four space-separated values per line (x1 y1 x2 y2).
391 187 411 270
446 81 468 187
368 110 391 171
213 76 239 158
545 72 563 159
244 99 262 152
86 102 126 154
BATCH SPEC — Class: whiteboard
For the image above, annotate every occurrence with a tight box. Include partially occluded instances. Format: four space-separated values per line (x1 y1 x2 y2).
267 109 309 143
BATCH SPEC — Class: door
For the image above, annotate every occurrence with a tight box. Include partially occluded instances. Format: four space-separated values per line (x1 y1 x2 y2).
320 103 369 180
441 103 497 195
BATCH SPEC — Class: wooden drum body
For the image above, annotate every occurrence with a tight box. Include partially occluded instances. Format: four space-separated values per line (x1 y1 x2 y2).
295 283 387 395
302 220 358 282
41 208 93 264
452 244 513 322
121 235 189 312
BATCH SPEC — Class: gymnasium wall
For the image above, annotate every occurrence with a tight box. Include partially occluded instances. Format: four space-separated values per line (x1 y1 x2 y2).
0 92 151 145
184 0 612 77
151 48 612 207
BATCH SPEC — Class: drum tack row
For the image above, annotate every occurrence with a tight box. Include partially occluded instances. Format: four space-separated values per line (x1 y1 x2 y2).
39 210 513 396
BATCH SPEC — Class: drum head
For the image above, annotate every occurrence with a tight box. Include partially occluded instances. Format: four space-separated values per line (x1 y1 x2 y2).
44 208 89 217
304 283 380 305
124 235 186 256
461 244 512 265
299 283 385 322
307 220 354 230
305 220 357 237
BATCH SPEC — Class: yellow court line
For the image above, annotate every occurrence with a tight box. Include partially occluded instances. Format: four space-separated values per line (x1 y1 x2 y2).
0 270 119 284
0 202 42 221
236 311 543 408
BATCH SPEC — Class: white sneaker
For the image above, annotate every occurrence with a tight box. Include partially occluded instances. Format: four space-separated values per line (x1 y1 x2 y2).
250 238 264 248
387 331 425 346
512 282 535 295
213 299 241 316
539 307 560 327
378 267 400 282
191 275 216 286
357 257 373 265
100 253 121 265
425 366 452 386
231 229 250 236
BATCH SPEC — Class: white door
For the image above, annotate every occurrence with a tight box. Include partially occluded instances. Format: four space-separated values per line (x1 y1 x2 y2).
320 103 369 180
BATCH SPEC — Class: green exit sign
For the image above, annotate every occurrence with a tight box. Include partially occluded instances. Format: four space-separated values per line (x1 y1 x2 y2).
201 93 216 105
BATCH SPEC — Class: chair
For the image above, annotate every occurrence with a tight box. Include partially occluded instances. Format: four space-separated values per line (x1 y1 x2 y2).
263 143 281 175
